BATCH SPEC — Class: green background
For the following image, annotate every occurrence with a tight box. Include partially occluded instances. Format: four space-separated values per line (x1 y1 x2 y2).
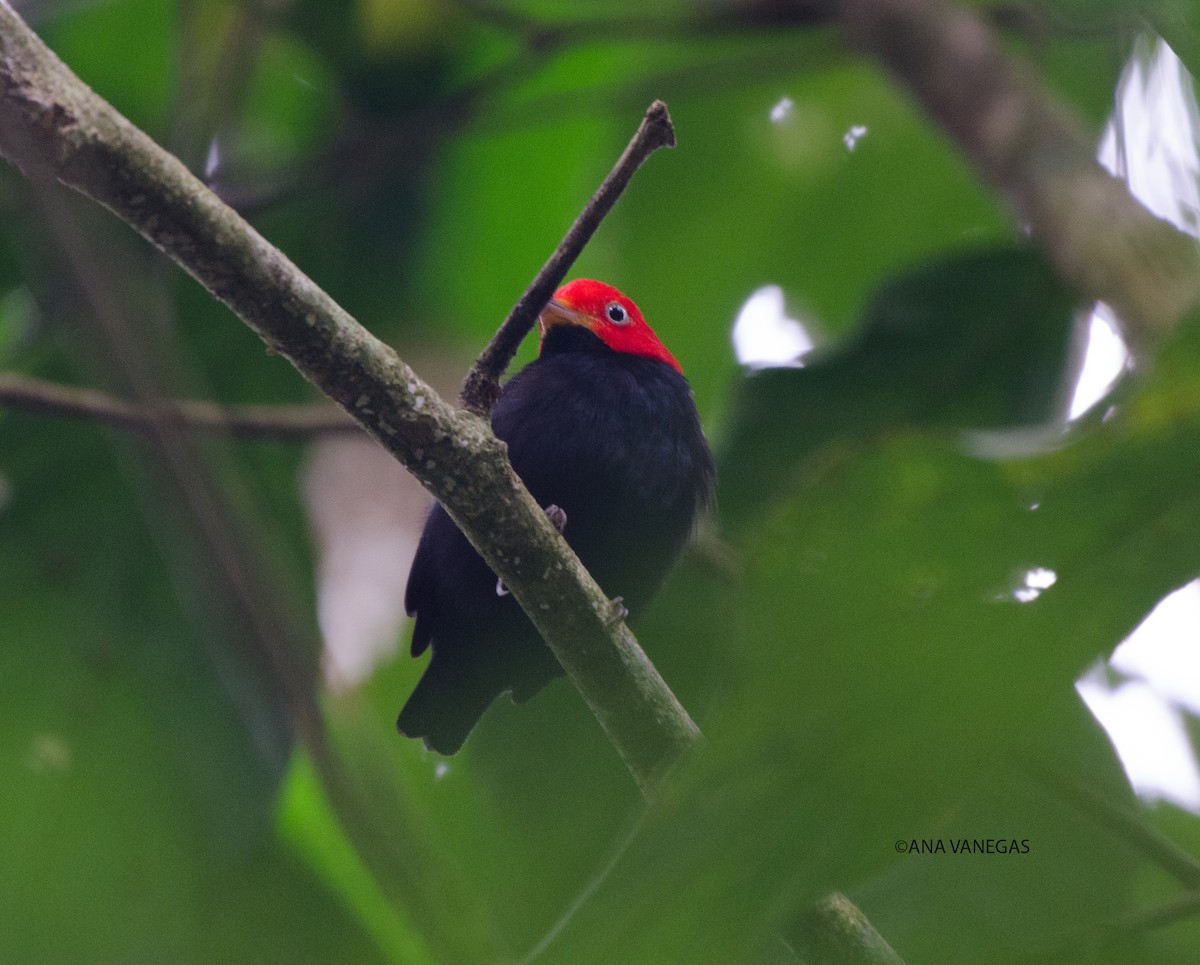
2 1 1199 962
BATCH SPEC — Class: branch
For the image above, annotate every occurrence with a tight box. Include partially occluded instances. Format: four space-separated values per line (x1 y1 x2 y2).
0 1 698 795
0 372 361 439
1116 888 1200 935
459 99 676 415
788 893 906 965
1041 769 1200 889
837 0 1200 343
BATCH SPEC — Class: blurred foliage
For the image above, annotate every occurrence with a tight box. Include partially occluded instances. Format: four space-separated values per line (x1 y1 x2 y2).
2 1 1199 964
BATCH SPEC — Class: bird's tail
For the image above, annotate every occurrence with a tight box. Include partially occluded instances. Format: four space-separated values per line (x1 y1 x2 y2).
396 656 502 755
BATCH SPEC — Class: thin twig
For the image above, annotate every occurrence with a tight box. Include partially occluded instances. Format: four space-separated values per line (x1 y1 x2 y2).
1115 888 1200 935
1039 768 1200 889
459 99 676 415
0 371 360 439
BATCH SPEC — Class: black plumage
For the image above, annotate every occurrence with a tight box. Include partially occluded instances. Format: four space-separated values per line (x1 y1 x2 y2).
398 313 714 754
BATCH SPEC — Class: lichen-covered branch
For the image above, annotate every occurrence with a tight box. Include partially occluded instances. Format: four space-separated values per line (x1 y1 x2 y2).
789 893 907 965
0 0 698 794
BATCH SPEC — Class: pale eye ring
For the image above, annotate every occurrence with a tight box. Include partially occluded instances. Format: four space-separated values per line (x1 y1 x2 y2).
605 302 629 325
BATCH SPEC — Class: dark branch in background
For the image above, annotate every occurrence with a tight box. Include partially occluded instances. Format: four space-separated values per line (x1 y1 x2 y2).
0 372 360 439
169 1 266 173
836 0 1200 343
983 3 1142 42
459 100 676 415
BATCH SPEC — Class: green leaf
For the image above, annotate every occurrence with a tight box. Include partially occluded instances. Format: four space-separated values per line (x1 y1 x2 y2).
719 246 1080 526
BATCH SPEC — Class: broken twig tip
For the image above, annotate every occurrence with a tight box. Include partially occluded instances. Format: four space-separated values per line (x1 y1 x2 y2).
645 99 677 150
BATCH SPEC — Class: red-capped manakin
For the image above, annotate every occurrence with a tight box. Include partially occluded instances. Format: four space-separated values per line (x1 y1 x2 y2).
397 280 714 754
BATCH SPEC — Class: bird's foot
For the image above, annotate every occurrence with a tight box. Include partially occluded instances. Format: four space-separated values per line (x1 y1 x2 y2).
605 596 629 626
544 503 567 534
496 505 568 598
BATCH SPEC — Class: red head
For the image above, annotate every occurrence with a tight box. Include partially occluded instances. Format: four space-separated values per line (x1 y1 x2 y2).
538 279 682 373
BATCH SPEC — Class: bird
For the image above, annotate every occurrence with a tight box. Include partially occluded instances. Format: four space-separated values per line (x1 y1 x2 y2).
397 279 715 754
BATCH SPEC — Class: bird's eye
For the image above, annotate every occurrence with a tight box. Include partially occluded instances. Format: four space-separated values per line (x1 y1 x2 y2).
605 302 629 325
